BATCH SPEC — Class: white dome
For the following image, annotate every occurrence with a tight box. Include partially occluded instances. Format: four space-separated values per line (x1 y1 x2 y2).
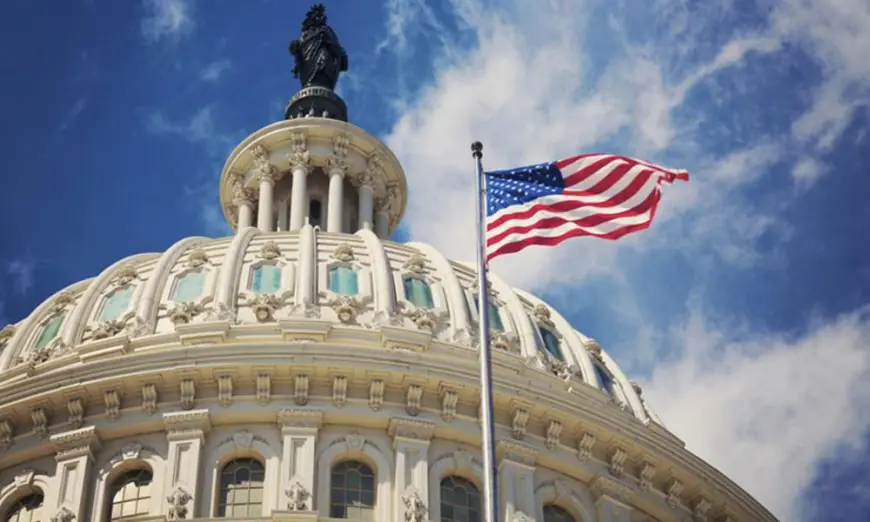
0 228 654 424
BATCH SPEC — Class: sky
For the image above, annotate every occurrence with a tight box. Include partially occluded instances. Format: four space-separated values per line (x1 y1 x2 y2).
0 0 869 520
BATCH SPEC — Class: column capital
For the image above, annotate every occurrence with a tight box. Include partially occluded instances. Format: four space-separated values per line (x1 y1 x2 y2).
51 426 101 461
590 474 635 506
163 409 211 440
388 417 435 443
277 408 323 431
256 167 279 185
232 186 256 207
496 439 537 467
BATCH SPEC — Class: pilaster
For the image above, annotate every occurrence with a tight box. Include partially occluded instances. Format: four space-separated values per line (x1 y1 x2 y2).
590 475 635 522
162 409 211 518
388 418 435 522
50 426 101 522
277 409 323 511
497 439 537 522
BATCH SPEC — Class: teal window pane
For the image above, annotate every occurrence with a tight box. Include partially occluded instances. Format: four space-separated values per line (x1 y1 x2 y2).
171 272 205 302
403 276 434 309
34 313 65 350
472 297 504 332
595 365 614 395
539 327 563 361
328 267 358 296
100 286 134 321
251 265 282 293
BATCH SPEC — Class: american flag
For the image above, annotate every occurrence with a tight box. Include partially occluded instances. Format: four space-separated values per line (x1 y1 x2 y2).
485 153 689 260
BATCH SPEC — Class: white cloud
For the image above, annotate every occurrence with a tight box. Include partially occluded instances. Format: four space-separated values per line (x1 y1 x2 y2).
201 60 231 82
141 0 194 44
5 260 35 296
642 305 870 522
58 97 88 132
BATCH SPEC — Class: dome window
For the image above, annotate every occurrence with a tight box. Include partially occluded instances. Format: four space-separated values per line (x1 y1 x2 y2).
543 505 575 522
329 266 359 296
107 468 152 520
99 286 134 322
251 265 282 294
4 492 44 521
440 476 481 522
594 364 615 396
472 297 504 332
33 313 65 350
217 458 265 517
171 271 205 302
403 275 434 309
309 198 323 227
330 460 376 520
539 326 564 361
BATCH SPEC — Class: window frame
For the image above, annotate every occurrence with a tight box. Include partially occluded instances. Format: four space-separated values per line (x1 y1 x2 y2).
328 459 377 521
216 457 267 518
439 475 482 522
105 468 153 521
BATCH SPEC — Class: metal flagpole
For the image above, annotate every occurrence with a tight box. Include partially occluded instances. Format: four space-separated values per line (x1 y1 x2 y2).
471 141 499 522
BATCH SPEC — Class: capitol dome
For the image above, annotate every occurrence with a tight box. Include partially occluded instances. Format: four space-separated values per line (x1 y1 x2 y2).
0 5 776 522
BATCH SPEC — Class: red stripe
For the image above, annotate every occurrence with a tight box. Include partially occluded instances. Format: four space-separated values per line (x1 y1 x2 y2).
487 192 663 261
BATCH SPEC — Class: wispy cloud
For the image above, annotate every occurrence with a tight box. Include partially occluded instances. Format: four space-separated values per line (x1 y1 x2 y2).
58 97 88 133
5 258 36 296
201 60 232 82
141 0 194 44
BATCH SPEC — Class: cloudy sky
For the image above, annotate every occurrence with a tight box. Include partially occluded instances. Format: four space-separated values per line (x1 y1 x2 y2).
1 0 869 519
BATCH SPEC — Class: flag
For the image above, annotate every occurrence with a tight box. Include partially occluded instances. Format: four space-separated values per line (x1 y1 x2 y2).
485 153 689 260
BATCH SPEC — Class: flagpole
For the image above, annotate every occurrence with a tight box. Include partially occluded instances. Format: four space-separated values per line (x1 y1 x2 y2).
472 141 499 522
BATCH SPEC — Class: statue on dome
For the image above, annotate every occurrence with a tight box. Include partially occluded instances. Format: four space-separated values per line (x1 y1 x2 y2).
289 4 349 91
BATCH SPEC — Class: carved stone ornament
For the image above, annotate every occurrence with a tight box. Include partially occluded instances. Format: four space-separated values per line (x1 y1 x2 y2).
512 512 533 522
51 291 77 314
0 420 15 451
113 265 140 287
233 430 254 448
344 432 365 451
404 308 442 332
246 293 289 322
332 243 355 263
286 481 311 511
379 184 401 217
402 488 427 522
287 131 311 170
167 486 192 520
328 133 350 171
329 295 363 324
491 330 520 353
121 442 143 460
125 315 153 337
231 186 255 208
84 318 128 341
585 338 604 361
20 337 72 366
258 241 282 260
50 506 75 522
166 301 208 326
0 324 15 349
186 246 209 268
532 304 553 326
403 254 427 276
251 144 275 176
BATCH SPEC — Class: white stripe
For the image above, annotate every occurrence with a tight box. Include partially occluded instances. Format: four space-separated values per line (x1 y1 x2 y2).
487 177 660 239
562 157 628 191
556 154 612 179
487 206 655 254
487 170 661 227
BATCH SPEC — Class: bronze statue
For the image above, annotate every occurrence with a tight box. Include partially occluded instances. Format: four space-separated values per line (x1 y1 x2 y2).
289 4 348 91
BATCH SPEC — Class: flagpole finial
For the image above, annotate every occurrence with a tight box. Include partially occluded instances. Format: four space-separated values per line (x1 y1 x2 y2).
471 141 483 159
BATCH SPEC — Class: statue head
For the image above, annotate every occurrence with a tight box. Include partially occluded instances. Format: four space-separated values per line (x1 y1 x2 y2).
302 4 327 31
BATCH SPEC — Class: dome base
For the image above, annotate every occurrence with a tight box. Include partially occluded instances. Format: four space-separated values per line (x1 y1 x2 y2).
285 86 348 122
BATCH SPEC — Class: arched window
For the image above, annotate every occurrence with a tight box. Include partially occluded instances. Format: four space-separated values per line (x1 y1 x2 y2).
107 468 152 520
100 286 134 321
329 266 359 296
472 297 504 332
543 505 575 522
171 271 205 302
309 198 323 227
217 458 265 518
440 476 480 522
4 493 44 522
595 364 614 395
330 460 376 520
403 276 434 309
33 313 64 350
539 326 564 361
250 265 282 293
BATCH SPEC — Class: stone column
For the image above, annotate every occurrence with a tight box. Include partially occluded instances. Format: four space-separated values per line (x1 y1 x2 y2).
289 165 310 230
278 199 289 231
163 410 211 519
590 476 635 522
257 169 277 232
374 208 390 238
497 440 538 522
389 418 435 522
276 409 322 512
358 183 374 231
233 187 255 230
374 186 397 238
49 426 101 522
327 166 346 232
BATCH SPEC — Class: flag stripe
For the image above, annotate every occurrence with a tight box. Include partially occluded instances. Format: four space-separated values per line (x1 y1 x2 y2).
484 153 687 261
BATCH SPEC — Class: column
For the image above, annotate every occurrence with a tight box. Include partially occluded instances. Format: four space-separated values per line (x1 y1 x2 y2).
497 440 538 522
289 164 310 230
388 418 435 522
374 208 389 238
49 426 101 522
233 187 255 230
590 476 635 522
257 169 277 232
163 410 211 519
277 409 323 511
327 167 345 232
358 184 374 230
278 199 289 231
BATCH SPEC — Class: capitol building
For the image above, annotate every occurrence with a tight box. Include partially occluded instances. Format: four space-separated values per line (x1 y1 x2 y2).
0 5 776 522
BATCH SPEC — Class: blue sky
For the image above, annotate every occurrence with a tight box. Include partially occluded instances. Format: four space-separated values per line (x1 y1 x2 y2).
1 0 869 520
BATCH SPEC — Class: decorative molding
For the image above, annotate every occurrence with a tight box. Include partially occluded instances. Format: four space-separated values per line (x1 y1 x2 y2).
31 408 48 439
256 374 271 405
610 447 628 477
590 474 633 503
577 431 596 461
295 374 310 405
441 389 458 423
287 131 310 171
328 295 364 324
163 409 211 439
121 442 143 460
333 376 348 407
369 379 385 411
286 481 311 511
50 506 76 522
511 408 529 440
277 409 323 430
402 254 427 276
639 461 656 491
0 419 14 451
180 379 195 410
217 375 233 407
667 479 684 508
104 390 121 421
258 241 283 260
402 487 427 522
388 418 435 442
693 496 712 522
545 420 563 450
141 384 158 415
331 243 355 263
497 439 537 466
405 384 423 416
532 304 554 327
166 486 192 520
67 398 84 429
51 426 101 460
